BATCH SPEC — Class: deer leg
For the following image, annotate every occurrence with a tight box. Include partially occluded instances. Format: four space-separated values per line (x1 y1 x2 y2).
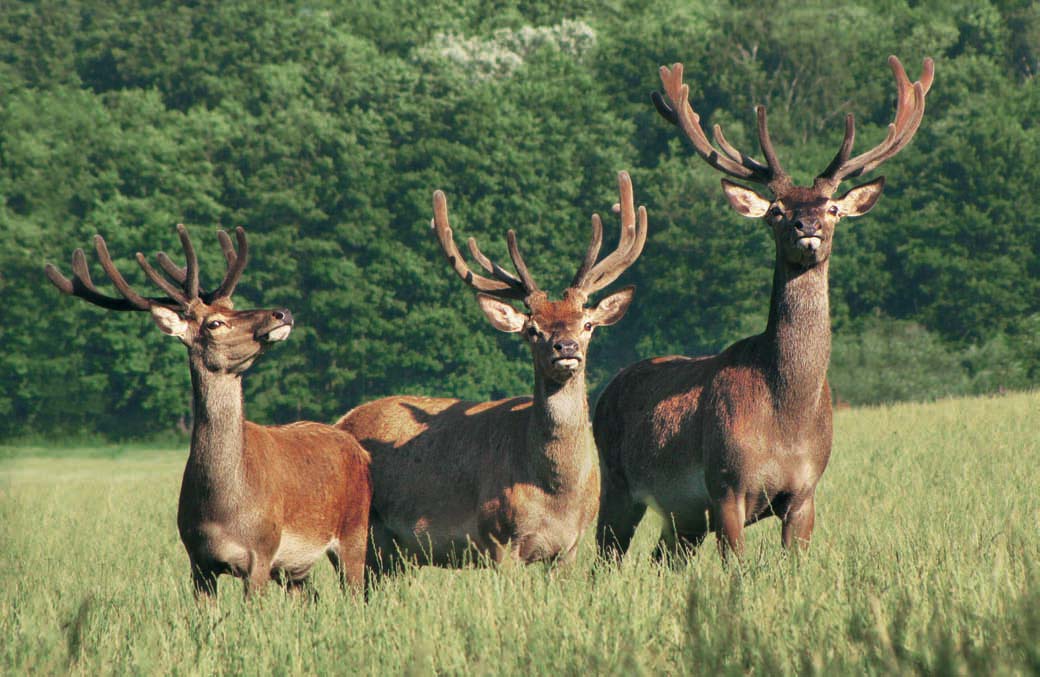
330 527 367 594
712 493 747 560
243 552 271 599
191 565 218 599
652 511 708 564
364 520 403 592
278 574 318 602
651 520 677 564
555 539 581 567
781 494 815 551
596 471 646 563
675 514 710 559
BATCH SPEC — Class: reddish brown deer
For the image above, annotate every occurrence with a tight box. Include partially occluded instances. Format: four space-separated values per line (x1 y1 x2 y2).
595 56 933 560
337 172 646 575
45 226 371 596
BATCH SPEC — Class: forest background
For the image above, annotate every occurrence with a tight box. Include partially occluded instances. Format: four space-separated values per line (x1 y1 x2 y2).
1 0 1037 440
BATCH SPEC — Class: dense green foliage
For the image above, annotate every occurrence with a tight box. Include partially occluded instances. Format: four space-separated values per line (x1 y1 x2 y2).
2 392 1038 672
1 0 1037 437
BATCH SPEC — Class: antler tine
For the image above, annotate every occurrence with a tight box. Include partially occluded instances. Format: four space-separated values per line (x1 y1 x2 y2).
155 251 187 284
815 56 933 192
216 229 239 267
431 190 527 300
655 63 777 186
506 230 540 296
175 224 200 300
569 213 604 289
135 252 191 303
817 113 856 181
210 227 248 301
45 228 244 312
467 237 526 289
572 172 648 297
69 247 110 299
157 239 234 301
590 206 648 291
94 235 164 310
712 123 767 173
755 106 792 192
44 249 151 311
43 261 75 295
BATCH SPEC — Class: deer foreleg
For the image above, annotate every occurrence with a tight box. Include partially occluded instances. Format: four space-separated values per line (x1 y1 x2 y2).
713 493 746 560
191 565 218 599
242 551 271 598
781 494 815 551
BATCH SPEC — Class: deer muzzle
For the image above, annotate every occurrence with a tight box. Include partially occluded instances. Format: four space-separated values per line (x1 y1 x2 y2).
257 308 294 343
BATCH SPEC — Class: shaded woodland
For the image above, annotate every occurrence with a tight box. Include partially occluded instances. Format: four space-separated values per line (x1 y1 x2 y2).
1 0 1037 438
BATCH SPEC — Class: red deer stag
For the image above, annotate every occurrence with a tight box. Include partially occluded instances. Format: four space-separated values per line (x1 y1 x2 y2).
595 56 933 560
45 226 371 596
337 172 646 575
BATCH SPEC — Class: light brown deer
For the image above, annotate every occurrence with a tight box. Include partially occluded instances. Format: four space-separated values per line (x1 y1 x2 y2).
45 226 371 596
595 56 933 560
336 172 646 575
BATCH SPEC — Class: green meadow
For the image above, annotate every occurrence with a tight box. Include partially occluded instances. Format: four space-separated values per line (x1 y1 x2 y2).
2 391 1037 675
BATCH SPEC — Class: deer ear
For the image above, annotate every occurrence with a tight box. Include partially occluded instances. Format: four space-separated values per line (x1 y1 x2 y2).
150 306 190 342
835 177 886 217
475 294 526 333
721 180 771 218
588 285 635 327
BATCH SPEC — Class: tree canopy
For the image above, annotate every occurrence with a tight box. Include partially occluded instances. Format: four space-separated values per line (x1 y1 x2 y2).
2 0 1038 438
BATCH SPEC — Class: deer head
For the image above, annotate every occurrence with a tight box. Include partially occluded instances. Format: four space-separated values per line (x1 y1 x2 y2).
432 171 647 384
44 225 292 375
652 55 934 267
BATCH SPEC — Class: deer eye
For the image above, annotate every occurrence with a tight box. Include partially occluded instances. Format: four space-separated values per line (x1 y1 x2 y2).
584 322 593 331
206 320 225 330
769 206 783 217
828 205 840 216
526 327 539 338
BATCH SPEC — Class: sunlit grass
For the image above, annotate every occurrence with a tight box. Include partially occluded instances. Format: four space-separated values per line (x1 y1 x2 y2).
2 392 1038 673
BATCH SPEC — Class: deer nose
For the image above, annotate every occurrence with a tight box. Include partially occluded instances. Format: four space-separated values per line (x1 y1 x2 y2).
272 309 294 325
795 220 819 237
553 339 579 357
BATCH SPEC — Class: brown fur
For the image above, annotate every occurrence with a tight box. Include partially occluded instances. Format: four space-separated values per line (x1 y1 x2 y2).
595 180 884 560
595 56 933 560
337 177 644 577
170 302 373 598
45 228 372 597
175 356 372 597
338 291 629 575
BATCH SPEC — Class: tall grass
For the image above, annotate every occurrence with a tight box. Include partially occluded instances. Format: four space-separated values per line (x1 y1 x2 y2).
2 392 1038 674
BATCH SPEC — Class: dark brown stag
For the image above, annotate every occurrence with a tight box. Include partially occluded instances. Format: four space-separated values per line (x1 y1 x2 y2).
45 226 371 596
337 172 646 575
595 56 933 560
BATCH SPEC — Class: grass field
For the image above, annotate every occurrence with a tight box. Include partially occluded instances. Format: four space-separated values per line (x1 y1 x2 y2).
2 392 1038 674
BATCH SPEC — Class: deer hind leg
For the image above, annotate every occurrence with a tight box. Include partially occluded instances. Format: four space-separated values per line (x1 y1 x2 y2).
781 494 815 551
652 510 708 565
363 518 404 590
596 470 647 563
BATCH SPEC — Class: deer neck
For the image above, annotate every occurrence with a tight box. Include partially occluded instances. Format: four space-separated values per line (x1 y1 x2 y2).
526 370 595 492
184 358 247 499
763 255 832 418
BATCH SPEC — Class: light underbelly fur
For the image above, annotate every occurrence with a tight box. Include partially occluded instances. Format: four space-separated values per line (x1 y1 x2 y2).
271 532 336 577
